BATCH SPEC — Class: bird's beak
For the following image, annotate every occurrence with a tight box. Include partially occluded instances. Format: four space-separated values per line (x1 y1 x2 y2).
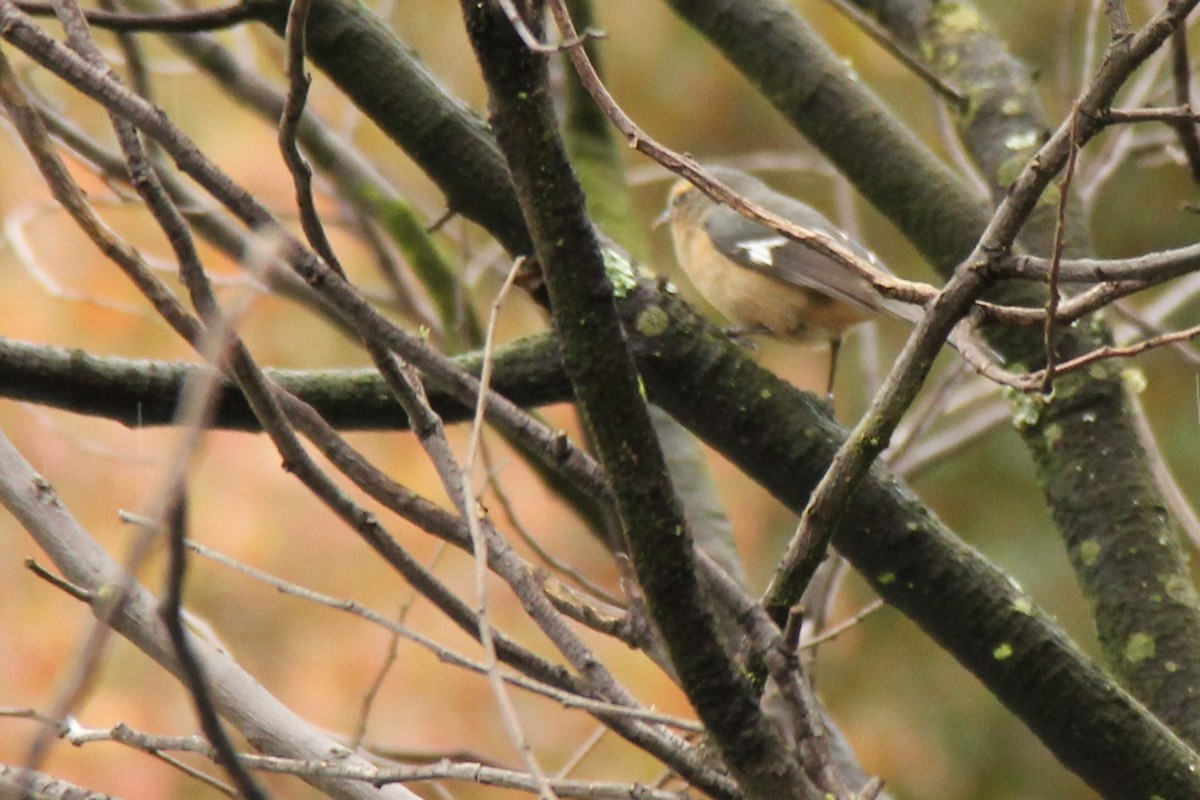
652 207 673 229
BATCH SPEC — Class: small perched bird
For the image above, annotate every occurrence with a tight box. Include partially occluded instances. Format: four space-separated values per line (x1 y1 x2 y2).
659 166 925 394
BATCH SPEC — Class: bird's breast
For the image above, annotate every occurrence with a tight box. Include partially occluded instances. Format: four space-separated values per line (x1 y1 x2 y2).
673 226 870 341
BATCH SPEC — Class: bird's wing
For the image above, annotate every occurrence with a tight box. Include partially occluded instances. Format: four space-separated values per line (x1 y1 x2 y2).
702 203 885 314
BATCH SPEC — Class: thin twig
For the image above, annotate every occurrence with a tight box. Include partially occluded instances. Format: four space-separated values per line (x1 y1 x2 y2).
253 403 722 789
1169 27 1200 182
18 716 692 800
23 703 233 792
1079 42 1174 210
279 0 346 276
0 24 421 799
887 400 1010 481
24 557 92 601
494 0 552 52
698 553 857 796
1080 0 1103 99
553 725 608 779
1139 270 1200 326
3 201 157 319
185 539 703 732
545 0 936 309
107 724 695 800
1026 321 1200 382
494 0 593 53
766 0 1200 616
883 359 973 467
350 541 449 751
55 1 276 786
14 0 259 32
0 5 613 509
821 0 968 111
133 747 237 797
464 255 560 800
100 0 153 103
136 315 267 800
1111 299 1200 364
0 763 129 800
1042 106 1082 393
0 41 197 784
1101 104 1200 122
798 599 885 651
1128 396 1200 553
480 438 622 606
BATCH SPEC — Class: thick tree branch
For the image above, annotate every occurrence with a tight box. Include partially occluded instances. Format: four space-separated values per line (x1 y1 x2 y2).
0 335 569 431
858 0 1200 746
0 429 419 800
241 0 532 257
6 1 1200 795
620 285 1200 799
6 283 1200 795
457 4 816 798
661 0 991 273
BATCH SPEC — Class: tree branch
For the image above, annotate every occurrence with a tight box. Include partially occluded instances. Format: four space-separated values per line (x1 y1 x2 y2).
860 0 1200 745
458 3 819 798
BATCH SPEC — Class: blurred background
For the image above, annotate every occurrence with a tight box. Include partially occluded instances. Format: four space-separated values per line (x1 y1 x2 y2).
2 1 1199 798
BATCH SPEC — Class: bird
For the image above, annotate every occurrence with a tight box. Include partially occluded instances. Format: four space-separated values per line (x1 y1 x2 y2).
658 166 927 396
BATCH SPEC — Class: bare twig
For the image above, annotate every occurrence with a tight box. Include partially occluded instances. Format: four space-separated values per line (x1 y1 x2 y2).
820 0 968 111
3 201 159 319
464 255 560 800
798 600 885 651
1079 0 1104 98
50 3 279 788
1102 104 1200 122
159 494 268 800
14 0 259 31
0 433 421 800
480 438 622 606
1139 270 1200 326
0 5 612 508
100 0 153 103
883 359 974 467
887 400 1010 481
1025 321 1200 383
11 716 693 800
554 725 609 779
351 541 449 750
108 724 696 800
765 0 1200 616
185 539 703 732
1112 298 1200 365
0 763 128 800
544 0 935 310
1042 107 1082 393
0 26 426 800
279 0 346 276
1128 397 1200 553
24 557 92 601
1170 26 1200 181
1076 4 1176 205
698 554 858 797
0 39 197 783
494 0 552 52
